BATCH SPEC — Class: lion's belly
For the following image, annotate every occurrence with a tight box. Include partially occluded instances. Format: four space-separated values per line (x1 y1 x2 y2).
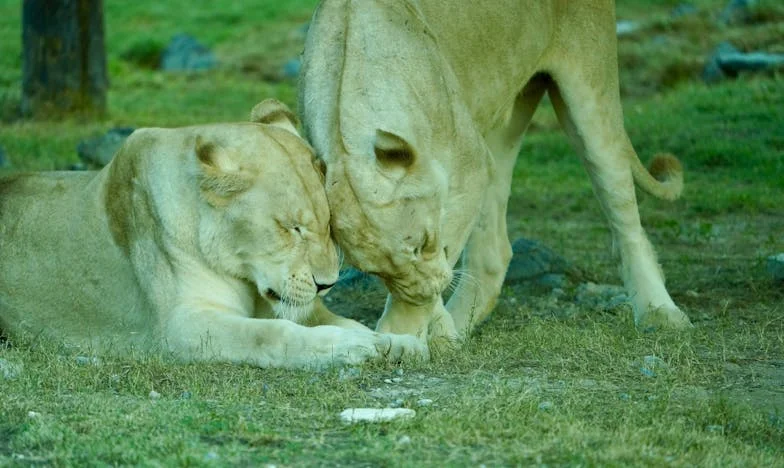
0 173 156 351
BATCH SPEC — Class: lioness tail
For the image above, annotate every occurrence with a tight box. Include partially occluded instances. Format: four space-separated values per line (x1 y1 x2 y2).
631 152 683 201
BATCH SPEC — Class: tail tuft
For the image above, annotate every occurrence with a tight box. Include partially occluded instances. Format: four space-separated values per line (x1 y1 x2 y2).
648 153 682 184
631 152 684 201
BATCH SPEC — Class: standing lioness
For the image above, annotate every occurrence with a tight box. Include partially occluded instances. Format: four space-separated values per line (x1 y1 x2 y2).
0 100 426 368
300 0 692 341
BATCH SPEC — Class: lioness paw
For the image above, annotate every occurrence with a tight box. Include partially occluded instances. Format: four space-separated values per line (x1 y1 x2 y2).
374 332 429 363
637 305 693 332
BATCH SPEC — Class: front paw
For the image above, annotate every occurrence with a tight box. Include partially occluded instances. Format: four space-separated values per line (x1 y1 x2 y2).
374 332 430 363
426 301 460 354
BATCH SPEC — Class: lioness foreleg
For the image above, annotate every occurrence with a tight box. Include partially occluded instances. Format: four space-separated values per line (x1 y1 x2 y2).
165 306 427 368
303 297 372 331
449 78 548 336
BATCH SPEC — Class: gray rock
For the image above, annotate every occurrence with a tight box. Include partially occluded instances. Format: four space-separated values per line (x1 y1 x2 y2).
333 267 384 292
505 238 574 285
538 400 554 411
671 3 697 18
0 358 22 380
719 52 784 74
75 356 101 366
282 58 301 79
77 127 135 167
640 355 668 378
616 20 641 36
704 41 784 83
537 273 567 290
767 253 784 282
0 145 8 168
719 0 758 25
338 366 362 381
160 34 217 72
703 41 741 83
574 282 628 310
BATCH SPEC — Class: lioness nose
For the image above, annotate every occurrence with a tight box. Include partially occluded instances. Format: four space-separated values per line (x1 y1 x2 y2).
315 280 336 293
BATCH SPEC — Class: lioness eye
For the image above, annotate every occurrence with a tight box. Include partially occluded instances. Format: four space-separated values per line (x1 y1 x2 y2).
293 226 302 234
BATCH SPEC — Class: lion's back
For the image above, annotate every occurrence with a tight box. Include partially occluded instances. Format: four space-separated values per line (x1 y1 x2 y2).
0 171 154 350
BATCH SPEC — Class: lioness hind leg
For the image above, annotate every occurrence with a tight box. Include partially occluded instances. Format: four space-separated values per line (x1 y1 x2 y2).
547 72 691 330
448 77 548 337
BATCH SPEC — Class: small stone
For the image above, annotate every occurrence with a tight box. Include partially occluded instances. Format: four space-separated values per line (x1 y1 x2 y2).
75 356 101 366
616 20 641 36
340 408 416 424
27 411 40 419
767 253 784 282
640 355 668 378
0 358 22 380
538 401 554 411
686 290 700 298
389 398 405 408
391 377 403 383
204 451 219 461
179 391 192 400
394 368 404 377
77 127 135 167
416 398 433 407
397 435 412 445
160 34 217 72
537 273 566 289
282 59 301 79
149 390 161 400
575 282 628 310
619 393 632 401
339 367 362 381
384 379 393 384
705 424 724 434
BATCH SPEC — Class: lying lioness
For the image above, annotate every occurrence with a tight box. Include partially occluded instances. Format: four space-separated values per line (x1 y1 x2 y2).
0 100 426 368
299 0 692 341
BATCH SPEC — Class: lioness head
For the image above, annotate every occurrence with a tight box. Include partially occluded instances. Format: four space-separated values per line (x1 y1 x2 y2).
300 4 493 306
123 100 339 323
198 101 338 322
322 130 454 306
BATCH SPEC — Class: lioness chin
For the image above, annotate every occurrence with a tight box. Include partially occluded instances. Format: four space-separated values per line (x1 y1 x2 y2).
0 100 427 369
299 0 692 343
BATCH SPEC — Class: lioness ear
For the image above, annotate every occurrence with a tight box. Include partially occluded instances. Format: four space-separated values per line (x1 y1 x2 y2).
374 129 416 174
250 99 300 136
195 136 252 204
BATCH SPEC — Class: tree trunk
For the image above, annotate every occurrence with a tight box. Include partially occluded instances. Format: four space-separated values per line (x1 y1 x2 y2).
21 0 107 118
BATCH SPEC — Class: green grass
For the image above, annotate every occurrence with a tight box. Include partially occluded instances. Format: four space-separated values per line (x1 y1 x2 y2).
1 0 783 466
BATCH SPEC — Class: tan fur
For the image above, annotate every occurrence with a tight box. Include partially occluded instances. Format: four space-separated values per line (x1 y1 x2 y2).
0 100 426 368
299 0 692 340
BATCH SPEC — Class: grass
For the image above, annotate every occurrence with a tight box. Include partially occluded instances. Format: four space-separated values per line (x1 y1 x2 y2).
1 0 783 466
